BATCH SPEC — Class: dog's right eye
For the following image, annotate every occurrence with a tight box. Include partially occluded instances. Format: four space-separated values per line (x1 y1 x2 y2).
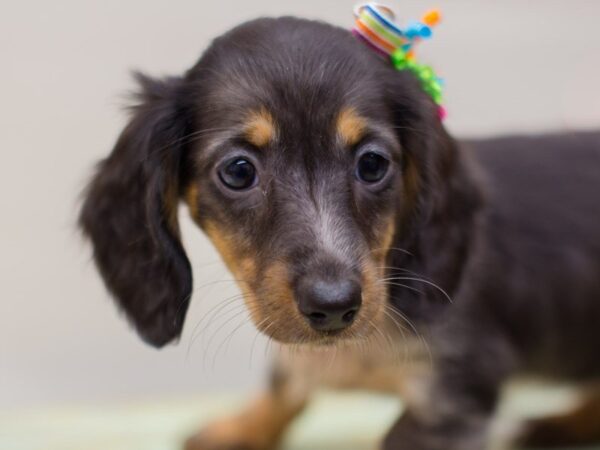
218 158 257 190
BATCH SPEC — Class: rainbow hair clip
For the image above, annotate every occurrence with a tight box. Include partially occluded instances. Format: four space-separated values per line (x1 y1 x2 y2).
352 3 446 119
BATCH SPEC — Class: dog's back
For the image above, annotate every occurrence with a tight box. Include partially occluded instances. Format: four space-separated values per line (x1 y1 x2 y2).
465 131 600 378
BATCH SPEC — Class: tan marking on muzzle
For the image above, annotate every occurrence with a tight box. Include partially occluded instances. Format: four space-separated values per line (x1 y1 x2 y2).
203 221 256 283
185 185 256 282
372 218 396 262
260 261 298 321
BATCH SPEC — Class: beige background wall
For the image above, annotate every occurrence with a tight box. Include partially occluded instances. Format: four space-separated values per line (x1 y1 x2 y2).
1 0 599 410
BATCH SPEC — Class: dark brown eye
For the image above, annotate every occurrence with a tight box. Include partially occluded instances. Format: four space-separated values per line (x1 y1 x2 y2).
218 158 256 190
356 152 389 183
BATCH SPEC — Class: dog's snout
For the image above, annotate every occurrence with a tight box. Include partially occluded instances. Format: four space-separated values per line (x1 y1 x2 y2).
297 278 362 331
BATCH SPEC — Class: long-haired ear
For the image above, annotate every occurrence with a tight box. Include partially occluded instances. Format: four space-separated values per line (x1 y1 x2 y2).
384 69 482 318
79 73 192 347
383 69 477 224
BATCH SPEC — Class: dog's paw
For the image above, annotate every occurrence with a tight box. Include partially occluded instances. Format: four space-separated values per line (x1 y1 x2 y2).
184 434 255 450
184 436 252 450
183 417 274 450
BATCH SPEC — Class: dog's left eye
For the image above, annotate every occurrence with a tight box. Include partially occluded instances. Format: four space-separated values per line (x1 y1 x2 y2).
356 152 389 184
218 158 257 190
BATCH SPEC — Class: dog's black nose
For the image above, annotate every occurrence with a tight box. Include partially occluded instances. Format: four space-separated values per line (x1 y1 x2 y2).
297 278 362 331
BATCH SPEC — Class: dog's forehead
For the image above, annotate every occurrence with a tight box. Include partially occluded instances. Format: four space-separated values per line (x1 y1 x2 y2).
192 17 391 139
199 62 378 139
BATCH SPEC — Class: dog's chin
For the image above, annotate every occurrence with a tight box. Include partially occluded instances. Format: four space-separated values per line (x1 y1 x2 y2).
304 329 349 347
257 317 375 347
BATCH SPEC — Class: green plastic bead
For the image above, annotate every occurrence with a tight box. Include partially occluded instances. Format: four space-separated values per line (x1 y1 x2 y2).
406 60 418 70
391 49 407 66
419 66 435 81
390 46 444 108
393 60 408 70
429 81 442 94
432 92 443 104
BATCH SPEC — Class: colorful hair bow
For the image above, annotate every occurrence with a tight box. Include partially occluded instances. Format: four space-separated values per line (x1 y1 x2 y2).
352 3 446 119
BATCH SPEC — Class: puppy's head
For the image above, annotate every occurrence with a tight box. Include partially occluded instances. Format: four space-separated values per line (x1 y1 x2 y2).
80 17 449 347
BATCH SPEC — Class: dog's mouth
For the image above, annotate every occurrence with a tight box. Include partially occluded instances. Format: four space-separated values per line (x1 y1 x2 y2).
253 313 373 345
307 328 369 347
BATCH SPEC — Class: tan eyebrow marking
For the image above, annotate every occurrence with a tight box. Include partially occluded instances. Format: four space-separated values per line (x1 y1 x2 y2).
336 107 367 147
244 108 276 147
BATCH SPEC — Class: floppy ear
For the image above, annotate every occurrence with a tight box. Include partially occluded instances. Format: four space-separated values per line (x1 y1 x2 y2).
79 73 193 347
383 69 479 226
384 69 482 318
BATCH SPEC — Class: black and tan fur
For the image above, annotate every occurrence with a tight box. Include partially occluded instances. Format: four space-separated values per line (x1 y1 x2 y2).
79 17 600 450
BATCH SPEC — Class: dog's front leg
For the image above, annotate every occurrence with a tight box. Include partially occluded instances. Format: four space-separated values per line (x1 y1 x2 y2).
382 395 493 450
382 334 513 450
184 355 313 450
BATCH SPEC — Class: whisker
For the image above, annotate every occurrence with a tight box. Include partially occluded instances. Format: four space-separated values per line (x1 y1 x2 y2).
385 305 433 369
376 280 425 296
190 277 249 295
370 246 414 257
380 307 411 366
185 294 246 359
367 318 397 360
204 305 254 370
211 304 262 370
383 276 453 304
249 318 272 368
375 266 434 281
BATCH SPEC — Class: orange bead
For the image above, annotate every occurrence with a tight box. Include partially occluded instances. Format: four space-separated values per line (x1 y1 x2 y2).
422 9 441 27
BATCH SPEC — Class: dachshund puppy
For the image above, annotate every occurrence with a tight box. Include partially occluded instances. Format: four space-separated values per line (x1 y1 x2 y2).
80 16 600 450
